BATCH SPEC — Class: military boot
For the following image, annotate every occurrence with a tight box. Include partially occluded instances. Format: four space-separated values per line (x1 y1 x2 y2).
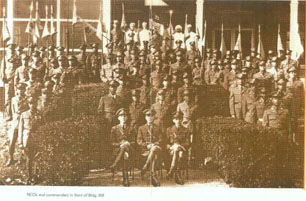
175 170 184 185
122 171 130 187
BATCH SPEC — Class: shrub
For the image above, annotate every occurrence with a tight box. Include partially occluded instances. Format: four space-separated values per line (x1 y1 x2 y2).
197 116 303 187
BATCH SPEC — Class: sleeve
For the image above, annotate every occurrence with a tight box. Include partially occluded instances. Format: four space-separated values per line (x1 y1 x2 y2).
137 127 146 148
17 113 24 146
97 97 104 115
229 87 235 116
110 127 120 147
262 110 269 127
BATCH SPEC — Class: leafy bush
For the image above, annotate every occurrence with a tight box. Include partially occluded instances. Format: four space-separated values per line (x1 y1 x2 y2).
31 115 107 186
197 116 303 187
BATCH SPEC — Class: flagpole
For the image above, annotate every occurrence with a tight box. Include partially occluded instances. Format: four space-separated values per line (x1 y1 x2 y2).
66 0 70 55
2 7 7 87
169 10 173 48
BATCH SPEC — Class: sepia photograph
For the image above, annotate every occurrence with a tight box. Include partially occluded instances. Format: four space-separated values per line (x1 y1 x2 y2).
0 0 305 195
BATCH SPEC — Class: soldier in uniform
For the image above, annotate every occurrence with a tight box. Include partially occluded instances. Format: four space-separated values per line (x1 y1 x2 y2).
97 80 123 129
207 60 222 85
169 50 187 77
177 73 194 103
192 56 205 86
30 51 46 82
18 97 41 184
185 24 199 51
138 50 150 77
286 67 304 144
111 20 124 49
110 108 135 187
172 25 185 49
113 51 126 71
129 89 146 132
229 73 244 119
186 41 201 66
151 89 172 134
76 44 88 71
6 83 28 166
100 54 114 83
88 43 102 83
244 79 257 124
138 74 155 107
125 22 138 44
66 55 83 85
161 75 178 112
137 109 162 187
253 60 273 94
14 54 30 91
139 22 151 50
150 59 163 90
165 111 191 185
1 43 19 121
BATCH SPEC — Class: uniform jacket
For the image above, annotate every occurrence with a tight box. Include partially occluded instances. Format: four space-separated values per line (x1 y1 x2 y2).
166 125 190 148
137 123 161 152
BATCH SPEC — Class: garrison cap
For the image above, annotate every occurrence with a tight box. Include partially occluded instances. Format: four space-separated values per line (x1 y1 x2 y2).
157 89 165 96
79 44 87 49
116 108 128 116
16 46 24 51
109 80 119 87
226 50 231 55
7 43 17 49
17 83 27 90
48 45 56 51
32 51 40 57
213 49 218 54
68 55 77 61
143 109 156 116
57 46 65 51
58 55 67 61
131 89 141 96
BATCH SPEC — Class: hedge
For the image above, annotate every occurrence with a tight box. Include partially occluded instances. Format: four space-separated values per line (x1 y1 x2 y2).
18 84 302 187
197 116 303 187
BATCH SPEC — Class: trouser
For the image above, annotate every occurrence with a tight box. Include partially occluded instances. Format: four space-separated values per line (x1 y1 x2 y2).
4 82 14 120
143 145 161 173
112 145 131 169
234 104 242 120
8 121 19 159
168 146 185 172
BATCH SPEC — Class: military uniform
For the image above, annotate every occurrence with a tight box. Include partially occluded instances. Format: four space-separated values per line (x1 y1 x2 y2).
14 55 30 90
129 89 146 130
229 74 244 119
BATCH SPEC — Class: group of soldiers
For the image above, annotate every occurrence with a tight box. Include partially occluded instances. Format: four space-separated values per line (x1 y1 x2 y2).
0 19 304 186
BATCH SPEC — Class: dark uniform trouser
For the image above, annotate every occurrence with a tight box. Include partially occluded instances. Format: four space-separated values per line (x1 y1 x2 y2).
4 82 14 119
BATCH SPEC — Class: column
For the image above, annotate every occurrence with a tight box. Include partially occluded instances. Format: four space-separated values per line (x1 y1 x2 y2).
7 0 14 43
56 0 61 48
196 0 204 53
102 0 112 52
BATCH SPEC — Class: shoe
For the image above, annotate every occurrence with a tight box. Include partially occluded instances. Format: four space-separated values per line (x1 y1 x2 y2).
175 172 184 185
122 172 130 187
151 175 160 187
140 168 146 179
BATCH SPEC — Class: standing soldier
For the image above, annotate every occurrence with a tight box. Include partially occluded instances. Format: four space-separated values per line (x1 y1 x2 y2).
138 50 150 77
138 74 155 107
192 56 205 86
88 43 102 83
161 75 178 113
129 89 146 133
177 73 194 103
186 41 201 66
1 43 19 121
172 25 185 49
14 54 30 91
229 73 244 119
185 24 199 51
100 54 114 83
125 22 138 44
97 80 123 129
207 60 221 85
151 89 172 133
109 108 135 187
253 60 273 95
18 97 41 184
286 67 304 144
6 83 28 166
30 51 46 82
111 20 124 49
165 111 191 185
67 55 83 85
137 109 162 187
244 79 257 124
169 50 187 77
15 46 24 67
139 22 151 50
113 52 126 71
76 44 88 70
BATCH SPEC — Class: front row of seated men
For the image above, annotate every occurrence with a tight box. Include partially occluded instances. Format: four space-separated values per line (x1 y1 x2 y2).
109 107 190 187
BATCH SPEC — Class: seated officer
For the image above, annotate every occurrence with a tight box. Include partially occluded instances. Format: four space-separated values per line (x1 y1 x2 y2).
165 111 191 185
110 108 135 187
137 109 161 187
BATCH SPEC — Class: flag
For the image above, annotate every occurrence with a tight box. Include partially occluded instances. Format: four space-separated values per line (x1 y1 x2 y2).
289 0 304 60
277 24 284 57
96 2 106 41
72 0 79 25
42 5 50 38
201 20 207 47
251 28 255 50
50 5 57 35
35 1 43 30
121 3 126 29
2 8 11 43
257 24 265 59
220 23 227 58
144 0 168 6
25 1 35 36
168 10 174 36
33 1 41 43
234 24 242 52
184 14 188 38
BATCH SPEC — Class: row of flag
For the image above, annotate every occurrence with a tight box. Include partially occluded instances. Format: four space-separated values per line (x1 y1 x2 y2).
1 0 304 60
